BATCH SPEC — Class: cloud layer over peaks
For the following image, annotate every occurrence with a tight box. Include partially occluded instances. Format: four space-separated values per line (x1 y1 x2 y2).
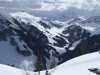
0 0 100 18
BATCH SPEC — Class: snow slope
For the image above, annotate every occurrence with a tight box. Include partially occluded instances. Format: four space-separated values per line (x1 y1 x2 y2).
0 52 100 75
0 10 100 73
52 52 100 75
0 10 66 71
10 12 68 53
0 38 36 71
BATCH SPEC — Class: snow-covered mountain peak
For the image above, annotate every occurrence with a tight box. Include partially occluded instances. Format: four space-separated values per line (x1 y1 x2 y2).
81 15 100 24
10 12 41 23
58 12 79 22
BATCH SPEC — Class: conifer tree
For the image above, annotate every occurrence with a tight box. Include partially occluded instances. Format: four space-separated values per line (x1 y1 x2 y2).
34 52 46 75
77 44 85 56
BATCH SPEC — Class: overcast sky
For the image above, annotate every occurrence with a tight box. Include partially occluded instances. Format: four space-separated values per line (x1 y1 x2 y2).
0 0 100 18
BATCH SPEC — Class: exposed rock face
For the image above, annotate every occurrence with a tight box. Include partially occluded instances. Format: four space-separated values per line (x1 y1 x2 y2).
62 24 90 43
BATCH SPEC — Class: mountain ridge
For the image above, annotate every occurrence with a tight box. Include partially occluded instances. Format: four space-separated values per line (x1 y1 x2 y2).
0 10 100 71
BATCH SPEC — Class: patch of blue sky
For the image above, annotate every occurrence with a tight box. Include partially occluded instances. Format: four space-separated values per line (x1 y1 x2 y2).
43 0 65 4
43 0 55 4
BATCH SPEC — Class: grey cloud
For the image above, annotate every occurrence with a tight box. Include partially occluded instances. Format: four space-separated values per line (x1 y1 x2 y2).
1 0 100 19
0 0 43 8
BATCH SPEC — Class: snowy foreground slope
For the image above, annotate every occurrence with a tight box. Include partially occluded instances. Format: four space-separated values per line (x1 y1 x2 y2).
0 52 100 75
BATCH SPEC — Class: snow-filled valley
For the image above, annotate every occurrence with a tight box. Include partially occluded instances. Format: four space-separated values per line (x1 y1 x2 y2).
0 9 100 75
0 52 100 75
